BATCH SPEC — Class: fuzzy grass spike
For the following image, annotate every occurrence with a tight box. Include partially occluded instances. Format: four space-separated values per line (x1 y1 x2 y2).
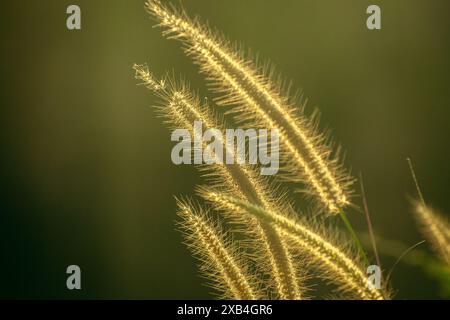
145 0 354 214
203 191 387 300
177 198 261 299
413 202 450 267
134 63 303 299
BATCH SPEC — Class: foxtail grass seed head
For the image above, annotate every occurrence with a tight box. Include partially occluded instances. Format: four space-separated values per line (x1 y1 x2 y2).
135 63 303 299
145 0 355 215
203 191 387 300
134 64 279 175
413 201 450 266
176 198 262 299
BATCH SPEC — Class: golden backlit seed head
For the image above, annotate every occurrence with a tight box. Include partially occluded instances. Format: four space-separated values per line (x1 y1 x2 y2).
176 198 261 299
413 201 450 266
145 0 355 215
203 191 387 300
134 63 304 299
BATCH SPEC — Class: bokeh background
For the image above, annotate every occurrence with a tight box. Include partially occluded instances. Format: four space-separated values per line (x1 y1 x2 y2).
1 0 449 299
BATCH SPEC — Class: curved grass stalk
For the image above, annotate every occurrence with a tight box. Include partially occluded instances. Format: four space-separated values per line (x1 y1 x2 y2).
134 64 303 299
203 191 387 300
145 0 354 214
176 198 261 299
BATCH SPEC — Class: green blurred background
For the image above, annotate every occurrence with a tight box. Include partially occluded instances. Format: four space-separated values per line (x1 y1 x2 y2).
1 0 449 299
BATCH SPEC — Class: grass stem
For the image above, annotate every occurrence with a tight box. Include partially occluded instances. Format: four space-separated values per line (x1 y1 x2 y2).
339 210 369 267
